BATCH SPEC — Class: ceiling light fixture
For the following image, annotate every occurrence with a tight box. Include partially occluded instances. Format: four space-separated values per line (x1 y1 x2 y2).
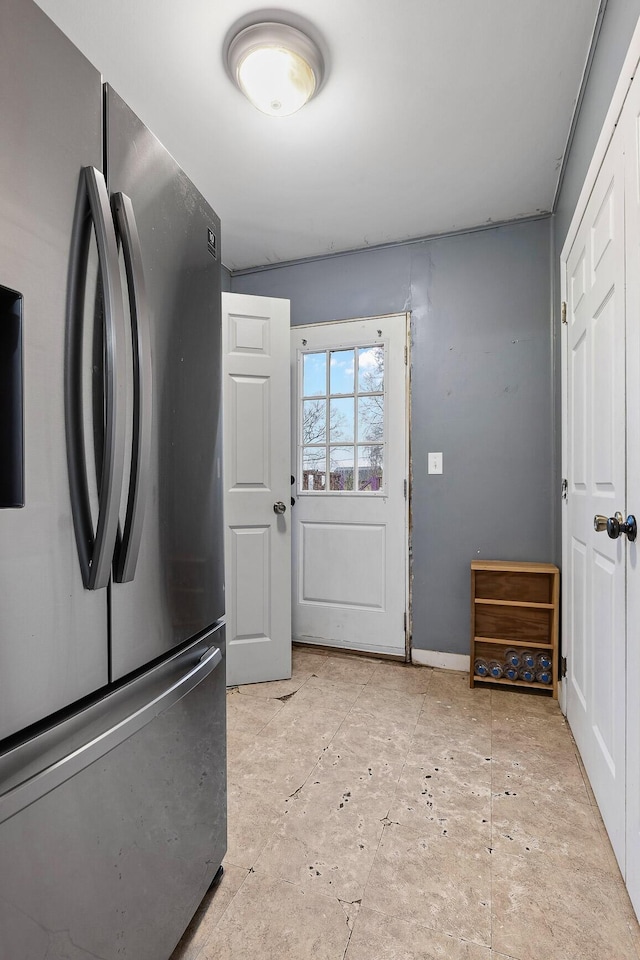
226 21 325 117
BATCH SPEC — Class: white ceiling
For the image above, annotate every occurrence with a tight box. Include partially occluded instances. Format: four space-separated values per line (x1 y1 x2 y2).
35 0 601 271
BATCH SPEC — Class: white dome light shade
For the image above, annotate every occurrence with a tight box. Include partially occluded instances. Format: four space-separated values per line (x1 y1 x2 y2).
227 22 324 117
238 46 315 116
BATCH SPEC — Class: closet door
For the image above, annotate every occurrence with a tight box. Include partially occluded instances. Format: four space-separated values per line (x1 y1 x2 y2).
623 73 640 921
564 119 627 870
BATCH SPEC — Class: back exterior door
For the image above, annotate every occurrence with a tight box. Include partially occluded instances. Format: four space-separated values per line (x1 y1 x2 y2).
106 87 224 680
290 315 409 657
0 0 108 739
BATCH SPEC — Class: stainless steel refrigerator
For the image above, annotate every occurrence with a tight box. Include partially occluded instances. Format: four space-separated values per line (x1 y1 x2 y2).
0 2 226 957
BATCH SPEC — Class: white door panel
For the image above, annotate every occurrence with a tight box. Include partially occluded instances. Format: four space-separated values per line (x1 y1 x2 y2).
222 293 291 686
565 121 626 868
291 315 408 657
227 375 270 484
300 521 385 608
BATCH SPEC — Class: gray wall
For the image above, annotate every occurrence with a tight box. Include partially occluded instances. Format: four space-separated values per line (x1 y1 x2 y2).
232 218 553 655
552 0 640 564
555 0 640 252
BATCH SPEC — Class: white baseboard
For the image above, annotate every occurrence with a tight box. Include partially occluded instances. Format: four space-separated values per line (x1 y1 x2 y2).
411 648 470 672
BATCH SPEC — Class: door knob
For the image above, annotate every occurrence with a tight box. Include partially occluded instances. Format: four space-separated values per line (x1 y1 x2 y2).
593 514 609 533
273 501 286 515
593 513 621 534
594 512 637 541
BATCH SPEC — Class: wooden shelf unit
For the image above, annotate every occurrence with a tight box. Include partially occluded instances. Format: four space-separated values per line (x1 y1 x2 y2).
470 560 560 698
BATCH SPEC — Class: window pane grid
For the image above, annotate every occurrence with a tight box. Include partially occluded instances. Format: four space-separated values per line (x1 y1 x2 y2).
300 345 385 493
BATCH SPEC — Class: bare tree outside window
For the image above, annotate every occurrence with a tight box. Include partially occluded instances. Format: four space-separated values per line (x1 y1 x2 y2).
300 345 385 492
302 399 349 489
358 347 384 488
303 399 326 444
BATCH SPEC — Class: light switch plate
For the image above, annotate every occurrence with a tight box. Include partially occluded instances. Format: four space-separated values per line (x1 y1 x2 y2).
428 452 443 474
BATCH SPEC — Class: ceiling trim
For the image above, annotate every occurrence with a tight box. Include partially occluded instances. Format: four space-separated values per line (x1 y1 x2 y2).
227 212 553 277
551 0 608 212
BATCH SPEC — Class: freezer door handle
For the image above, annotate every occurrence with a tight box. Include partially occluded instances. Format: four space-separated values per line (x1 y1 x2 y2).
65 166 127 589
0 637 223 827
112 192 152 583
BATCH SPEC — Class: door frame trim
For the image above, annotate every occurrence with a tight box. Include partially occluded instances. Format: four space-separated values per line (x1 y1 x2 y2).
290 312 412 661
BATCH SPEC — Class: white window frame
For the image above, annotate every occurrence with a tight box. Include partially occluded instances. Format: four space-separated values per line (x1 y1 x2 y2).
296 339 389 497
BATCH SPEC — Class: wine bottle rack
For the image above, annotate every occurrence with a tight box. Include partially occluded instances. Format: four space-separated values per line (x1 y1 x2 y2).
470 560 560 698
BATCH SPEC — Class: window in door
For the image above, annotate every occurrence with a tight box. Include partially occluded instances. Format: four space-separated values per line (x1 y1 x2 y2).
300 344 385 493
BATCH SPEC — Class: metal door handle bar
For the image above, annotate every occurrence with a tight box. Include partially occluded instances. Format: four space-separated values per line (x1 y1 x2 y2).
0 638 222 827
112 192 152 583
65 166 127 589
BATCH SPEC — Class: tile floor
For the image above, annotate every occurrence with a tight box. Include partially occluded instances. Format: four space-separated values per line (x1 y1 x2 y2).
172 645 640 960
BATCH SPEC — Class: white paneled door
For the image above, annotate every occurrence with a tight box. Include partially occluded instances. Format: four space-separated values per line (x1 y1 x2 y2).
564 121 627 869
290 315 409 657
222 293 291 686
622 71 640 920
564 58 640 917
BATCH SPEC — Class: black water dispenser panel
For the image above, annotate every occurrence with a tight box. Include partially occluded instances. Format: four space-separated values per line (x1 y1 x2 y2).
0 284 24 507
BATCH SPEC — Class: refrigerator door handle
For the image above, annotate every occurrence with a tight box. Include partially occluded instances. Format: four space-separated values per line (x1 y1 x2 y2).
65 166 127 590
112 192 152 583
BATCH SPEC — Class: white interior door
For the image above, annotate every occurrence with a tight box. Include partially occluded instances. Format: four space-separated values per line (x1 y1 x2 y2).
563 122 627 868
290 314 409 657
622 72 640 919
222 292 291 686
